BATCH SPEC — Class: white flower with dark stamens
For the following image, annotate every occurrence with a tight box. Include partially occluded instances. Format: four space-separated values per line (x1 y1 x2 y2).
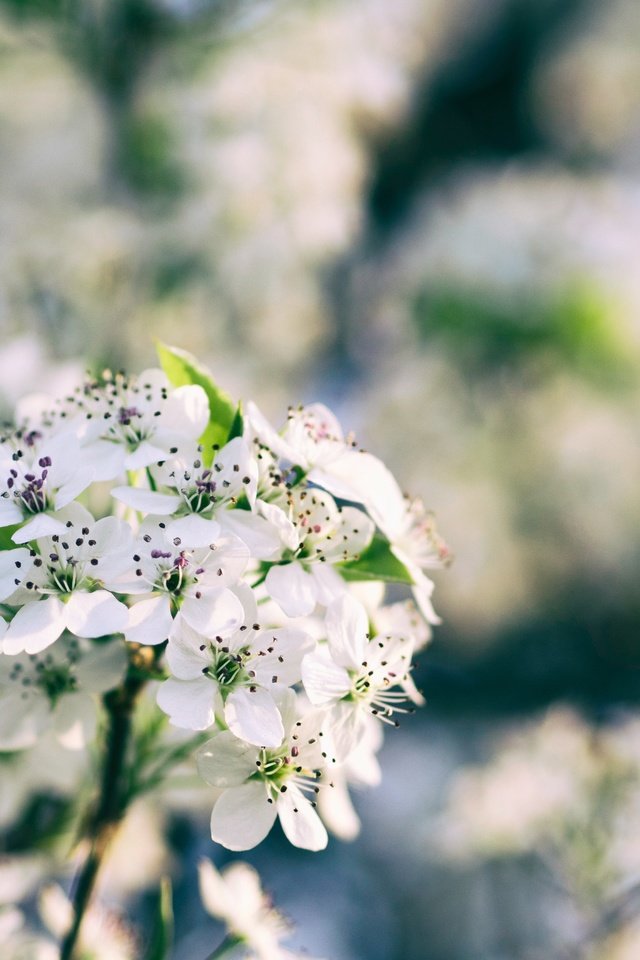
0 431 94 544
0 636 127 750
198 859 324 960
110 520 248 644
157 584 313 746
247 401 349 474
112 437 280 559
301 594 417 760
0 507 131 656
264 489 374 618
196 689 332 851
78 368 210 480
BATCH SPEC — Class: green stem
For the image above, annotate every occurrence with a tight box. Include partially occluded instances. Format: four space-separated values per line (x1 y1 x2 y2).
59 656 149 960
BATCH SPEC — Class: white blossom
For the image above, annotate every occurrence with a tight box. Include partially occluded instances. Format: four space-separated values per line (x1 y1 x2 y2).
157 583 313 746
264 489 374 617
301 594 418 759
0 354 447 868
0 431 94 545
0 506 131 655
109 519 249 644
112 436 280 558
0 636 127 751
198 858 324 960
197 689 333 851
77 368 209 479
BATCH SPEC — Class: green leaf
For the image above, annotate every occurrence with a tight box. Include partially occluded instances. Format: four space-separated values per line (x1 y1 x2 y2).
145 876 174 960
339 535 414 585
0 525 20 550
156 342 236 461
227 401 244 441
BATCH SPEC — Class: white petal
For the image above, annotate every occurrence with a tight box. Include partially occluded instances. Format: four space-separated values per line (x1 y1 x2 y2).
318 778 361 841
197 860 235 923
3 598 66 655
160 385 210 439
125 595 173 645
210 782 276 851
0 547 31 601
277 786 328 851
64 591 128 638
327 702 365 763
265 562 317 618
165 514 221 548
273 687 298 738
157 677 216 729
257 500 299 551
219 510 280 560
337 506 375 558
0 500 23 525
250 627 314 687
180 589 244 639
301 649 351 705
225 687 284 748
112 487 180 515
402 672 426 707
214 437 258 504
11 513 67 544
246 401 299 463
309 563 346 607
125 441 169 471
83 440 125 480
165 625 211 680
53 468 94 509
325 594 368 668
310 450 406 536
408 565 441 625
53 692 97 750
196 731 259 787
199 533 250 586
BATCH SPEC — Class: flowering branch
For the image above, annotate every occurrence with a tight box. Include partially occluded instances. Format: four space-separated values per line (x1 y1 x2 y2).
0 345 448 958
60 646 157 960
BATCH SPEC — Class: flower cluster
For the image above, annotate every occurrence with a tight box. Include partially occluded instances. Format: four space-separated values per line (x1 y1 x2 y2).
0 348 449 853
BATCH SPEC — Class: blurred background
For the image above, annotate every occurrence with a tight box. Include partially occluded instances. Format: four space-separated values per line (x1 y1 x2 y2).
1 0 639 957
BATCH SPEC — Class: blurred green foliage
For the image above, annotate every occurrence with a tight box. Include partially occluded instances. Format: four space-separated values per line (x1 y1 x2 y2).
413 282 635 388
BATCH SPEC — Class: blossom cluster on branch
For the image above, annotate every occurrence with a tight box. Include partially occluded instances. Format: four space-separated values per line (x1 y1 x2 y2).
0 344 449 855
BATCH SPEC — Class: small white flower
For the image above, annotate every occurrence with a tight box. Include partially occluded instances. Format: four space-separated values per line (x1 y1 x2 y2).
0 506 131 655
78 368 210 479
157 583 313 746
197 690 333 851
301 594 418 759
0 636 127 751
247 401 348 473
264 489 374 618
112 437 280 559
0 430 94 544
199 858 324 960
39 883 137 960
111 520 248 644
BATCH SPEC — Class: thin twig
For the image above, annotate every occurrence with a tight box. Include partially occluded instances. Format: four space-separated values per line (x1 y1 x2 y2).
59 655 149 960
